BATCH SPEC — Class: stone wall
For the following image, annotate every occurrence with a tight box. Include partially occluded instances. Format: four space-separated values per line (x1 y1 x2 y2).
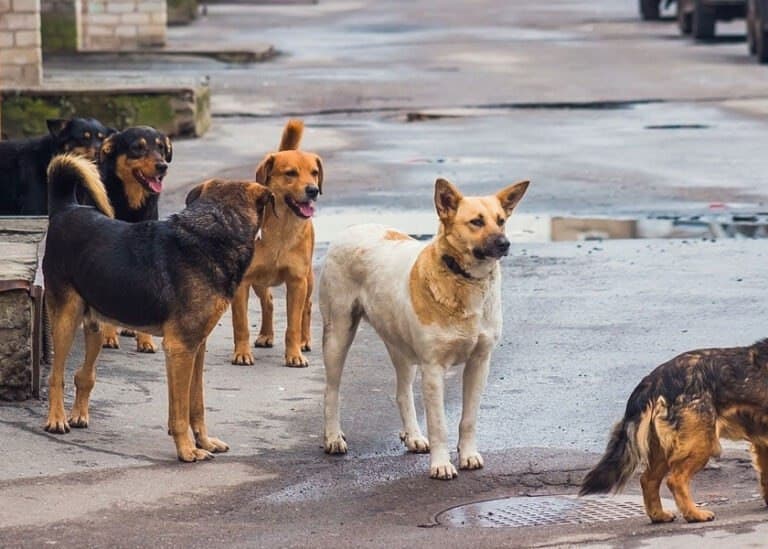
41 0 77 52
0 290 33 401
0 0 43 88
78 0 167 50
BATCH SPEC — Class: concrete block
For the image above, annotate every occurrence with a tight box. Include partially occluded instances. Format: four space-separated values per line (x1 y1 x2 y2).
0 47 40 64
85 12 118 24
106 1 135 13
120 12 150 24
0 0 11 12
11 0 39 13
0 13 39 30
115 24 136 37
14 30 40 47
0 31 13 47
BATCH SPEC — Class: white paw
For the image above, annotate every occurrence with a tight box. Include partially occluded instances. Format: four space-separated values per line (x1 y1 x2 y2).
459 451 484 470
324 431 348 454
430 461 458 480
399 431 430 453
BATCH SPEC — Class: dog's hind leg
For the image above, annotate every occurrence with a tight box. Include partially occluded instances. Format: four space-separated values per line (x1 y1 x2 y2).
300 268 313 352
101 322 120 349
387 343 428 453
421 363 457 480
664 406 718 522
45 291 85 434
751 444 768 506
322 300 361 455
190 339 229 454
231 282 255 365
458 342 493 471
136 332 157 353
253 285 275 348
69 320 103 428
640 434 674 523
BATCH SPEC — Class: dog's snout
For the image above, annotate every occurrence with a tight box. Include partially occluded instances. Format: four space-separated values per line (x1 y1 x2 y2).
155 162 168 175
305 185 320 200
493 234 510 256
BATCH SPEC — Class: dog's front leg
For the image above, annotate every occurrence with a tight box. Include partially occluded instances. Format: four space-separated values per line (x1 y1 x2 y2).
190 339 229 454
253 285 275 348
458 343 493 471
421 364 457 479
231 282 255 365
69 321 104 428
284 275 309 367
164 337 212 462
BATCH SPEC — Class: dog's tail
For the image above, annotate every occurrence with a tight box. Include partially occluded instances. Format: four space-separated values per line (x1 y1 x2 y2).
47 154 114 218
579 380 660 496
279 119 304 151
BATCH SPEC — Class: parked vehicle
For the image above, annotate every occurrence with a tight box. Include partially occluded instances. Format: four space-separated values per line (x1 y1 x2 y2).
746 0 768 61
676 0 746 39
640 0 676 21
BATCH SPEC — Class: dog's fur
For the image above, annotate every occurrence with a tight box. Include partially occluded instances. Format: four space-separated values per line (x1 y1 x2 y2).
320 178 530 479
0 118 113 215
96 126 173 353
190 120 323 367
43 155 273 462
580 339 768 523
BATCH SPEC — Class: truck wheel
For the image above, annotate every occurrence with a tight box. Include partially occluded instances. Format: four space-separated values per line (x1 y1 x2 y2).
747 0 758 54
640 0 661 20
692 0 716 39
678 2 693 34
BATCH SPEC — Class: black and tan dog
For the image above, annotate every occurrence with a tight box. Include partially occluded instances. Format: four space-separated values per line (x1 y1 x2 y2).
189 120 323 367
581 338 768 523
96 126 173 352
43 154 274 462
0 118 113 215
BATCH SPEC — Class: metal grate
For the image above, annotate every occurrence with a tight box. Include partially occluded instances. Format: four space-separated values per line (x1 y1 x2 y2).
437 495 656 528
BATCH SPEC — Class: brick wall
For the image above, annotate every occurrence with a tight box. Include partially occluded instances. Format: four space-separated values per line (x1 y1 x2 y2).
78 0 167 50
0 0 43 88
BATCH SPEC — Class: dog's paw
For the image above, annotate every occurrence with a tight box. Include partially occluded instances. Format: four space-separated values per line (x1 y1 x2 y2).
177 447 215 462
400 431 429 453
120 328 136 337
44 414 70 434
285 352 309 368
195 435 230 454
301 342 312 352
68 409 89 429
102 335 120 349
324 431 348 454
254 334 274 348
430 462 458 480
136 337 157 353
232 348 255 365
650 511 676 524
683 509 715 523
459 452 484 470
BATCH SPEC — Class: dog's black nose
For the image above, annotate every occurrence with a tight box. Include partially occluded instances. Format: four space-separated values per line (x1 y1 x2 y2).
155 162 168 175
305 185 320 200
493 234 510 256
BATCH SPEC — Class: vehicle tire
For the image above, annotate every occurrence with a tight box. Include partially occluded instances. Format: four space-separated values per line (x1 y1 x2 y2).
692 0 716 39
678 1 693 34
747 0 758 54
640 0 661 20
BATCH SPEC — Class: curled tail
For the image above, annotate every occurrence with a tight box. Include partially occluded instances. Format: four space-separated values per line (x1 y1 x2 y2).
279 119 304 151
580 391 659 496
47 154 114 219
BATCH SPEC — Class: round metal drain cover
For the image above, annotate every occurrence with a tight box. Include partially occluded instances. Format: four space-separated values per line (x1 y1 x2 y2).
437 495 656 528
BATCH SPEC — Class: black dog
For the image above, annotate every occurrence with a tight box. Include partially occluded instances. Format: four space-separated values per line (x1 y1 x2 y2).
94 126 173 351
0 118 113 215
43 154 274 462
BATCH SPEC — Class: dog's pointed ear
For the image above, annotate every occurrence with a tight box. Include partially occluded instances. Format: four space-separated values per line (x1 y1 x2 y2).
47 119 69 138
185 182 206 206
314 154 324 195
99 134 116 161
164 136 173 163
434 178 463 223
496 180 530 215
255 154 276 185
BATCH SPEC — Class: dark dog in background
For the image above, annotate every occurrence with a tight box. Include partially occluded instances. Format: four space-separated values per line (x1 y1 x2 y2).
581 338 768 523
95 126 173 352
0 118 113 215
43 154 274 461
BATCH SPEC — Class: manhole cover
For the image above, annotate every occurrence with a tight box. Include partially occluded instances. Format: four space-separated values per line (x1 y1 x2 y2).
437 495 665 528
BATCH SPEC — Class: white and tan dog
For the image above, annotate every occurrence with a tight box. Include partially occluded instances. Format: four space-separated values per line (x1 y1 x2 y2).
320 177 530 479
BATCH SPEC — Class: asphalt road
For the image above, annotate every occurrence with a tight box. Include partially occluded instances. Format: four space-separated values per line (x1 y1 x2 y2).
4 1 768 547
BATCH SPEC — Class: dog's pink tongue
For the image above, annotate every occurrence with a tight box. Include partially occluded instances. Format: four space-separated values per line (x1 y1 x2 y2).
147 177 163 193
299 202 315 217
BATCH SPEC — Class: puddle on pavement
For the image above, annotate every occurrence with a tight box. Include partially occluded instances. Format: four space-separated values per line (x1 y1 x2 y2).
313 209 768 243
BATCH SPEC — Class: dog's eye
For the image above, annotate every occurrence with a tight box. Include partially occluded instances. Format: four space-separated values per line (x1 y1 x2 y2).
311 169 319 177
497 216 505 227
97 133 105 139
83 132 91 140
284 169 299 177
470 218 485 228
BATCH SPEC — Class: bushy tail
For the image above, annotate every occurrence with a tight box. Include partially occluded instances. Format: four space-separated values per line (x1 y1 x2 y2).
47 154 114 219
279 119 304 151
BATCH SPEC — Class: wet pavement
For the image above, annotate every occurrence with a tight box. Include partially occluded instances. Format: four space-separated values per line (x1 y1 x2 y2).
4 0 768 547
